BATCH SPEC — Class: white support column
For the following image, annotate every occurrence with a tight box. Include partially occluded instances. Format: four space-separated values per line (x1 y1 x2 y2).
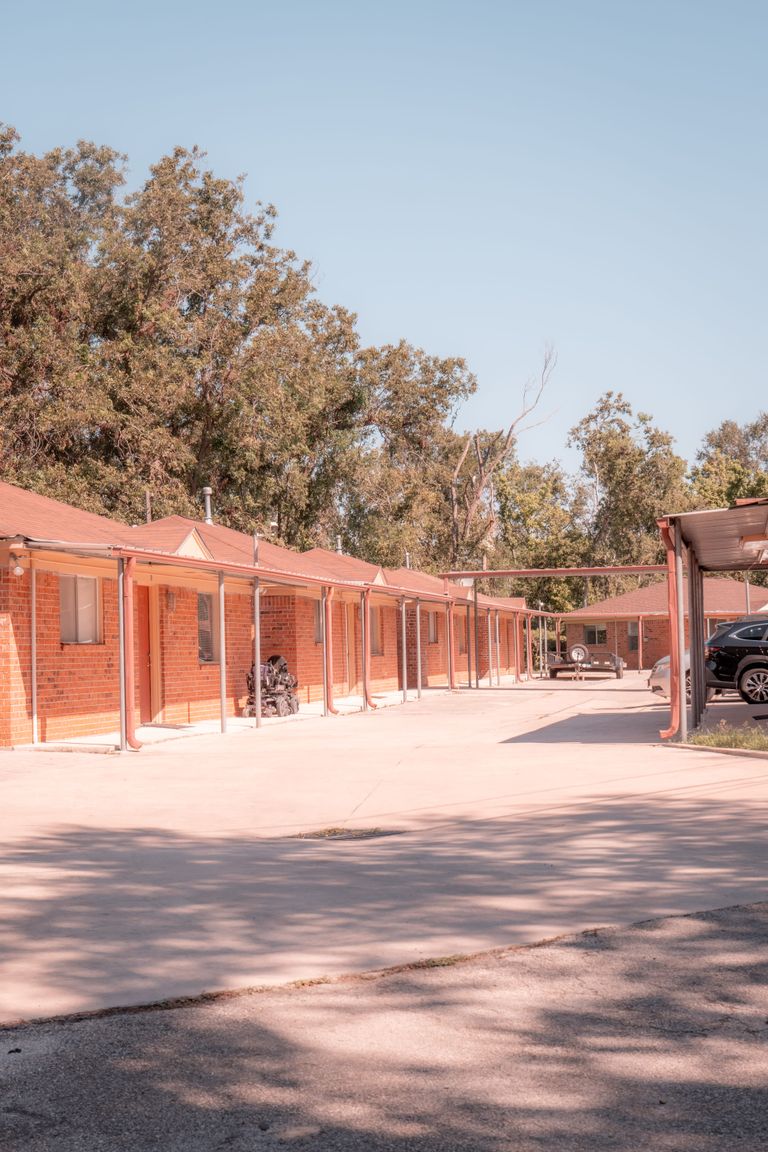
400 598 408 703
495 610 501 686
674 523 687 743
321 588 329 717
253 577 262 728
117 559 127 752
218 572 227 734
30 562 38 744
415 599 423 699
486 609 493 687
360 592 368 712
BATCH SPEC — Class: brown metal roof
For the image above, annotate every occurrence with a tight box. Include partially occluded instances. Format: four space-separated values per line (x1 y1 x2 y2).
300 547 385 584
0 481 135 545
565 576 761 619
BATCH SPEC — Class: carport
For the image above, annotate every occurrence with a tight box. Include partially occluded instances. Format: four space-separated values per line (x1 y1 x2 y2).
658 498 768 740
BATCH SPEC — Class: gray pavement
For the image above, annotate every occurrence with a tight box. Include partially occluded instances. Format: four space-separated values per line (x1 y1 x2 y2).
1 675 767 1021
2 903 767 1151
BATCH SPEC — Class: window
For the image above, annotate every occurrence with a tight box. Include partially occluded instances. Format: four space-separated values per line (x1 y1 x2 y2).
733 624 768 642
370 607 383 656
60 575 100 643
627 621 639 652
314 600 323 644
198 593 219 663
584 625 607 646
427 611 438 644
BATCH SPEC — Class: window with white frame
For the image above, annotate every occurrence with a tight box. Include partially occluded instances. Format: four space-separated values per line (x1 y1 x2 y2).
627 621 639 652
60 575 100 644
198 593 220 663
427 610 438 644
584 624 607 646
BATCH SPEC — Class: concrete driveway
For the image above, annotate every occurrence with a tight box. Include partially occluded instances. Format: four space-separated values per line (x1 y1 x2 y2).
1 674 766 1022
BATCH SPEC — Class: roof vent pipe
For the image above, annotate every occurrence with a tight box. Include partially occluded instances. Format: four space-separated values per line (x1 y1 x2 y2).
202 487 213 524
336 534 343 554
405 550 411 569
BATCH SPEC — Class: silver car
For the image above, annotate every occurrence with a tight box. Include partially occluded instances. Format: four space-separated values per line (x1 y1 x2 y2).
648 654 717 702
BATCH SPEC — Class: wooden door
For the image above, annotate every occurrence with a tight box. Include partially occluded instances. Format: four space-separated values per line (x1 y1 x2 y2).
137 585 152 725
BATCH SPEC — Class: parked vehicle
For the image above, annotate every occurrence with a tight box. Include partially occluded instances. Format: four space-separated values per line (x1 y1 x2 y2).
704 616 768 704
548 645 624 679
648 653 717 703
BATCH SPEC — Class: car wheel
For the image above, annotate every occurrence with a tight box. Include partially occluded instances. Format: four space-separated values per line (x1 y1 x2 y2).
737 666 768 705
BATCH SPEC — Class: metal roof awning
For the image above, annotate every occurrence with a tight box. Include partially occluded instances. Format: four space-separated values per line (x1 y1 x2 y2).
667 499 768 572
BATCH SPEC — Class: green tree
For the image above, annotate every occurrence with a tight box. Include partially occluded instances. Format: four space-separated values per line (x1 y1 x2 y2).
690 414 768 509
0 125 126 511
494 459 589 611
567 392 689 590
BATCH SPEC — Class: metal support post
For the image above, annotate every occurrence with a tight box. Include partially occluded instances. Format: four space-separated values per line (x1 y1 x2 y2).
30 563 38 744
486 609 493 687
674 523 687 742
415 599 423 698
321 588 329 717
400 598 408 703
218 572 227 733
253 578 262 728
118 559 127 751
473 580 480 688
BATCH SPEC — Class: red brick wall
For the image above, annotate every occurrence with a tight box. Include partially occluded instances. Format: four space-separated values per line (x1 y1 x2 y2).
0 569 32 746
0 569 124 745
404 605 450 688
160 587 301 724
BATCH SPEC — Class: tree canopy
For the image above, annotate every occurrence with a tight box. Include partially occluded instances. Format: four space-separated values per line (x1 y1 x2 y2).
1 127 765 607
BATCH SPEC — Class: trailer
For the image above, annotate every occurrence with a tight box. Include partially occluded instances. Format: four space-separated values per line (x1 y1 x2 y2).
547 644 624 680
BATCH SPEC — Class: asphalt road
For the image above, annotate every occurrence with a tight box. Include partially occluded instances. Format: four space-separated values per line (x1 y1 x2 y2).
2 903 767 1151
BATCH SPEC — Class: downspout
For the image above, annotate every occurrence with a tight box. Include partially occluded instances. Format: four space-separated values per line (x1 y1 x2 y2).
30 561 38 744
123 556 142 750
362 589 377 709
324 587 339 715
118 559 127 751
659 520 680 740
525 617 533 680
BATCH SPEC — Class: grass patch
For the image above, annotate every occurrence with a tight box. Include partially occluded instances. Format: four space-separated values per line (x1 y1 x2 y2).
690 720 768 752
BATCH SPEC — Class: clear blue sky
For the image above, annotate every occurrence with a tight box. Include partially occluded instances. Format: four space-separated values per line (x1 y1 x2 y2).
3 0 766 471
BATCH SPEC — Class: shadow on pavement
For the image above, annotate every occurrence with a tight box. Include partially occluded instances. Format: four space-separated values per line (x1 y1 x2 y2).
3 903 767 1151
2 788 767 1021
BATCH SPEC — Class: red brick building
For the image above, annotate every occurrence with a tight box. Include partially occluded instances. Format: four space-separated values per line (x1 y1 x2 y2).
563 577 765 670
0 482 530 748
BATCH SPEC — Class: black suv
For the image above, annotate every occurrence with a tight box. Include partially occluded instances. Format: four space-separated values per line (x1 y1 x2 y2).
705 616 768 704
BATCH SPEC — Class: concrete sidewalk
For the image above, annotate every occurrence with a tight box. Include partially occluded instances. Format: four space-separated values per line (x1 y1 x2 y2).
1 675 766 1022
